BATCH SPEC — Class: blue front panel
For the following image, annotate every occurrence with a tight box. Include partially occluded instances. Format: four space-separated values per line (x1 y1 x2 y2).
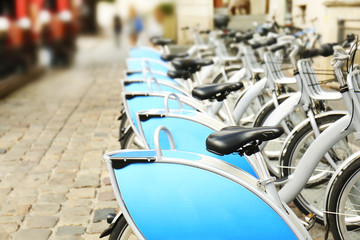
115 162 297 240
129 48 162 61
124 82 184 95
126 72 176 84
140 117 257 177
127 59 169 73
126 96 196 133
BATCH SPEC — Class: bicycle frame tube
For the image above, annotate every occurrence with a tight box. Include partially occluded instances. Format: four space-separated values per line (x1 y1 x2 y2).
279 114 353 203
233 77 268 124
262 92 302 128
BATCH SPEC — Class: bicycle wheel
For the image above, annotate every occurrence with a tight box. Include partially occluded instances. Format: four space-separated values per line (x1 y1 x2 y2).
253 96 307 176
109 215 138 240
119 112 130 147
280 113 351 223
121 127 146 150
327 157 360 240
212 67 241 83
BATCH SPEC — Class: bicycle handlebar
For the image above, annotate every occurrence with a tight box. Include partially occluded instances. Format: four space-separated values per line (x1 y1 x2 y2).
269 43 289 52
235 32 254 43
301 43 335 58
251 37 277 50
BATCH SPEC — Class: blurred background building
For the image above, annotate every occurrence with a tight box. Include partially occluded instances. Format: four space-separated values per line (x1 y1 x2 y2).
1 0 360 96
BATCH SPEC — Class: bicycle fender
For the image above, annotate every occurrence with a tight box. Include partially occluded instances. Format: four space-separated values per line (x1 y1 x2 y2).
262 92 302 127
279 115 353 204
233 77 267 123
323 150 360 226
278 110 347 166
228 67 247 83
99 212 123 238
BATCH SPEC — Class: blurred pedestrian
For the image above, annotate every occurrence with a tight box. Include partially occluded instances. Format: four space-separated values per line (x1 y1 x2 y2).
113 15 122 47
229 0 251 15
128 5 143 47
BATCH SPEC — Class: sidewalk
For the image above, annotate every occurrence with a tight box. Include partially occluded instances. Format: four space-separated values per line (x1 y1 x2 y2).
0 36 126 240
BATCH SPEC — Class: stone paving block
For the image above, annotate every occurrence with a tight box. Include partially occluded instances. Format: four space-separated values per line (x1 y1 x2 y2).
56 225 85 236
74 175 100 188
59 215 89 226
61 206 92 217
93 208 116 223
0 216 24 224
81 159 101 169
68 188 96 199
0 148 7 154
13 229 52 240
98 191 116 201
39 185 69 194
0 223 19 233
55 161 80 174
48 173 75 185
97 201 118 210
10 196 37 204
0 232 10 240
24 172 50 187
35 159 59 171
38 193 67 204
87 221 108 234
26 216 59 228
102 177 111 186
0 204 31 216
84 233 102 240
66 199 92 207
0 187 13 197
56 236 84 240
31 203 60 215
11 188 37 198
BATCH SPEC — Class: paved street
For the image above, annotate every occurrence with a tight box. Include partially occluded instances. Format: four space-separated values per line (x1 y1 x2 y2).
0 36 125 240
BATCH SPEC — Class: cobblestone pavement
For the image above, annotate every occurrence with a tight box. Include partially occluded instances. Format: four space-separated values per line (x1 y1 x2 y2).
0 36 332 240
0 36 125 240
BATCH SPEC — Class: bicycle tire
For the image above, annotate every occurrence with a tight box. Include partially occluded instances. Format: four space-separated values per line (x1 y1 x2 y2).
121 127 145 150
109 215 138 240
280 113 345 224
119 112 129 148
212 67 241 83
327 157 360 240
253 95 290 127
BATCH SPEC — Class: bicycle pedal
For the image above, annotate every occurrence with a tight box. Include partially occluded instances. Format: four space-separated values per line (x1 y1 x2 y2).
304 213 316 230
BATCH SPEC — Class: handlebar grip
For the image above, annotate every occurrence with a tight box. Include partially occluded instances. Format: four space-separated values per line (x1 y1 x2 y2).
266 37 277 46
270 43 288 52
251 37 277 50
251 42 262 50
318 43 334 57
302 48 321 58
302 44 334 58
200 30 211 34
243 32 253 40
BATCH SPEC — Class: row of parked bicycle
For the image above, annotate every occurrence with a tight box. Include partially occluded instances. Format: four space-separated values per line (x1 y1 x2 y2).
101 17 360 240
0 0 78 78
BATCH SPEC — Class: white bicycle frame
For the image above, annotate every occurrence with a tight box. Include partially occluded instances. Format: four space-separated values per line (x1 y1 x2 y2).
278 47 360 210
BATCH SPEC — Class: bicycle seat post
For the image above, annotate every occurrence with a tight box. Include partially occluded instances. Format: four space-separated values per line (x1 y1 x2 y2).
252 150 283 208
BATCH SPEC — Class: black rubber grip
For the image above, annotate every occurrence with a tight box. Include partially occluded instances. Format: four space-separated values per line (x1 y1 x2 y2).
200 30 210 34
251 42 262 49
266 37 277 46
243 32 253 40
251 37 277 50
302 43 335 58
270 43 288 52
